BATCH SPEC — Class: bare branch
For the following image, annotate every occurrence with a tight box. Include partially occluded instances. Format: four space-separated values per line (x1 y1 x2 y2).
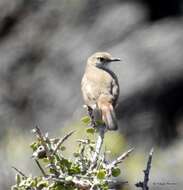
52 130 75 155
90 126 106 170
34 159 47 177
85 106 107 170
72 177 92 190
53 176 92 190
12 166 27 178
77 139 90 144
135 148 154 190
106 148 134 177
32 126 45 140
111 148 134 166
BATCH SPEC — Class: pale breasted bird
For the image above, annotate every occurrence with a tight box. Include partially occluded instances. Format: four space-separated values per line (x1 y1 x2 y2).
81 52 120 130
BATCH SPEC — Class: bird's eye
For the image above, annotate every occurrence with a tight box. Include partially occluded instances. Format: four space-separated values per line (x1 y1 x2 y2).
98 57 105 62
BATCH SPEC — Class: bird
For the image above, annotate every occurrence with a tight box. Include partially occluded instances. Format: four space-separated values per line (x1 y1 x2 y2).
81 52 120 130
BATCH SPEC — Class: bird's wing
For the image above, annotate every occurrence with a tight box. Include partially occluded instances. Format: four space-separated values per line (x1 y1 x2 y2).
111 77 120 107
100 67 119 107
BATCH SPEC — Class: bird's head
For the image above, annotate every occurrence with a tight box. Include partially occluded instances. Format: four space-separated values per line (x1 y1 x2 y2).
87 52 120 69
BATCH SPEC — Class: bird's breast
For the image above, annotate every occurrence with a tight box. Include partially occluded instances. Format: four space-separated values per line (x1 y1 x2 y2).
81 67 113 108
85 67 112 91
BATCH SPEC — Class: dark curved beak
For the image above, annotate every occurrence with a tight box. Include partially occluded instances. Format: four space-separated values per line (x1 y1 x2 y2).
110 58 121 62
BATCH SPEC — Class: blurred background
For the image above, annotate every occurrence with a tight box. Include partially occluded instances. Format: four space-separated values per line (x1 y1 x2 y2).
0 0 183 189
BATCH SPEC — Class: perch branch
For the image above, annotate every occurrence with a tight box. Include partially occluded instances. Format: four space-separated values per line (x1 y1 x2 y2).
86 106 106 170
90 126 105 170
135 148 154 190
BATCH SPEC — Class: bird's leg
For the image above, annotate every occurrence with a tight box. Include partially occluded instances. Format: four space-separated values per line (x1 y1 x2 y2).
87 106 96 128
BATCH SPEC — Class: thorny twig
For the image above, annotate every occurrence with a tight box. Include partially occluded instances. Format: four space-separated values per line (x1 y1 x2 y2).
106 148 134 174
32 126 59 178
12 166 27 178
34 159 47 177
32 126 51 158
111 148 134 165
52 130 75 155
135 148 154 190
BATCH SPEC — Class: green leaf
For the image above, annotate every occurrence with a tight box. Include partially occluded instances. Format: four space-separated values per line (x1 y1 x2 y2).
11 186 18 190
42 158 50 163
97 169 106 179
26 178 36 187
15 174 21 185
37 180 49 188
73 152 80 157
96 120 105 126
59 158 72 170
49 182 65 190
49 168 57 174
60 146 66 151
81 116 91 124
86 127 95 134
100 183 109 190
112 167 121 177
30 142 39 151
69 165 80 174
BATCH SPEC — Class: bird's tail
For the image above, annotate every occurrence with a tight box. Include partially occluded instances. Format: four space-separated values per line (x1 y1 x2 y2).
97 98 118 130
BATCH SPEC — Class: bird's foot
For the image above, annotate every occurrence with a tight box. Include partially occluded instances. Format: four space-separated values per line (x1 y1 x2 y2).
86 106 97 128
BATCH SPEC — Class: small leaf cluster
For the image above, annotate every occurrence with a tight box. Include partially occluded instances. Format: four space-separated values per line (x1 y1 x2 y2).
12 117 128 190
